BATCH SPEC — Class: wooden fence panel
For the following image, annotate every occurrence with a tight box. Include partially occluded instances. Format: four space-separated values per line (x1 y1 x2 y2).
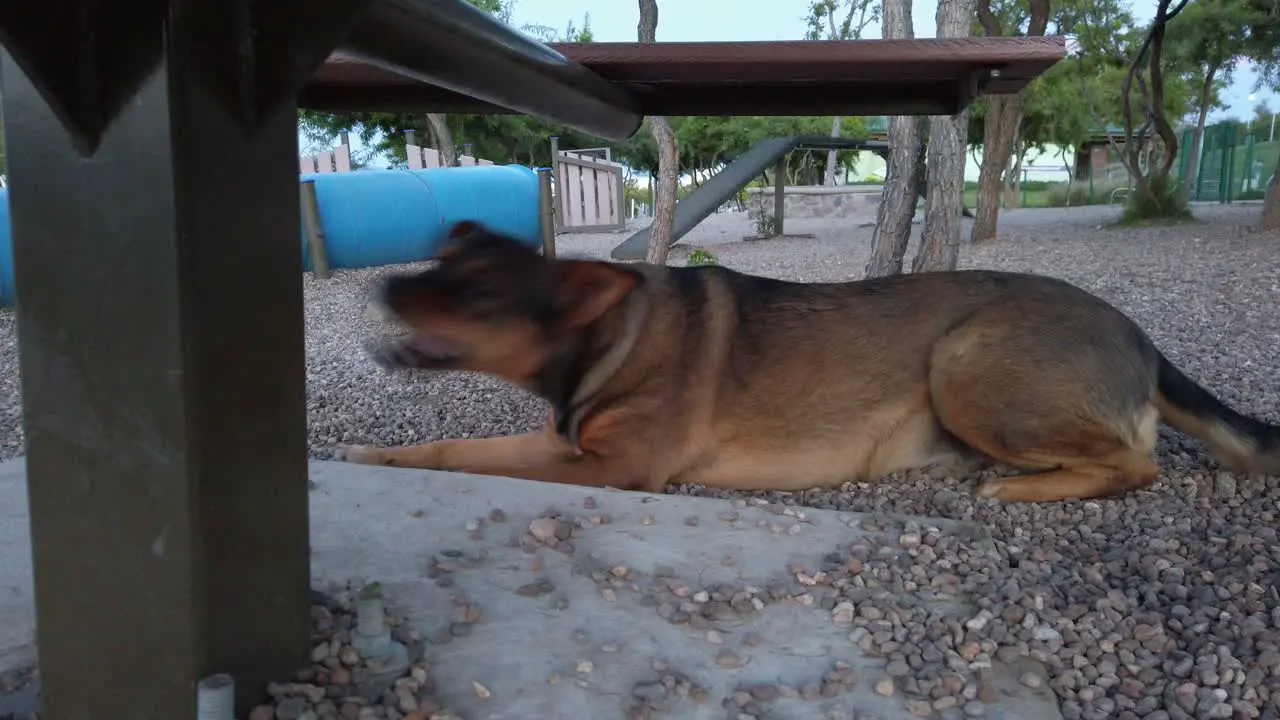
554 151 625 233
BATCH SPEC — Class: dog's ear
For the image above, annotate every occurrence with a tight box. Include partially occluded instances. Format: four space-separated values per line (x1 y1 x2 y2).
448 220 482 239
437 220 484 259
555 261 641 329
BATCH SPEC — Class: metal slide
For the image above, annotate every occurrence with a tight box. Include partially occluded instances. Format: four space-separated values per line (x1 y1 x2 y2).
611 136 886 260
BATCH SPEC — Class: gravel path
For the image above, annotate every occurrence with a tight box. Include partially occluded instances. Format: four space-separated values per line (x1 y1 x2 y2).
2 202 1279 718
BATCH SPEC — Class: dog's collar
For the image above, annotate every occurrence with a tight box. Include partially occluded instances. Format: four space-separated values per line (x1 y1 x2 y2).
554 290 649 450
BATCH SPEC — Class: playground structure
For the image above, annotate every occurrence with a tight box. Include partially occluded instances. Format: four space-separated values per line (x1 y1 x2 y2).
613 137 889 260
0 139 553 306
403 130 498 169
550 138 627 233
745 183 889 221
298 163 543 277
292 134 621 280
0 1 1066 715
298 142 353 174
295 132 545 279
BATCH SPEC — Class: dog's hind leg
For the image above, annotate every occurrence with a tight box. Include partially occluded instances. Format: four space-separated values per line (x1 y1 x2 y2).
969 452 1159 503
927 312 1162 503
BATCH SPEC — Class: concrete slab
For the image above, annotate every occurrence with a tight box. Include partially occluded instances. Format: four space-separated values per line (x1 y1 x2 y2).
1 459 1063 719
0 459 34 672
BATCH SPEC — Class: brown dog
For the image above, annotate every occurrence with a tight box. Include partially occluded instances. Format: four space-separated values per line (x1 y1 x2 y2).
335 221 1280 503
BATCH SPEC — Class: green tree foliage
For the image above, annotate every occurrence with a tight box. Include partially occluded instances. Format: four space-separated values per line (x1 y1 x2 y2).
804 0 881 40
1164 0 1262 92
610 116 871 184
965 0 1201 156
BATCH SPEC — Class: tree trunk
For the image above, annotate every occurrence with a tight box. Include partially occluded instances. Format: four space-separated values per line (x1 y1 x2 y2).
824 116 843 186
638 0 678 264
647 117 679 264
1261 151 1280 232
867 118 925 277
1003 132 1025 208
1181 63 1217 203
970 93 1023 241
424 113 457 167
865 0 919 278
910 126 929 196
1061 146 1076 207
969 0 1046 240
912 0 976 273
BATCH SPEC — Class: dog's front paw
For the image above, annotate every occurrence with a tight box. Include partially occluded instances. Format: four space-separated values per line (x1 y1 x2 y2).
334 444 389 466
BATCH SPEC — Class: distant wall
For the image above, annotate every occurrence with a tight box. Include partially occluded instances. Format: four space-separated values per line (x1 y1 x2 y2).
745 185 884 220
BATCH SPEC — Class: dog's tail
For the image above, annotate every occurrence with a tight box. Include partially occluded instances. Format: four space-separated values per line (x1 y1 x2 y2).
1155 351 1280 474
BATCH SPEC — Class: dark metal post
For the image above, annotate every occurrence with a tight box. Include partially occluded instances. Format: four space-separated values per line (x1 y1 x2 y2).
538 168 557 258
302 180 334 279
773 157 787 237
549 136 562 231
0 0 360 709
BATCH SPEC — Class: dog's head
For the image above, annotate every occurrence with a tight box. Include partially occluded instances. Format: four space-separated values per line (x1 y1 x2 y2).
369 220 642 382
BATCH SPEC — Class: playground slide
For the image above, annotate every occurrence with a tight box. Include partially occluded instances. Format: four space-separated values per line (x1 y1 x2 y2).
612 137 816 261
610 135 973 261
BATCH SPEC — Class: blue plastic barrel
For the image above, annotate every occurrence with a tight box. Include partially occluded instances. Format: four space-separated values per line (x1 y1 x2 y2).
0 189 11 307
0 165 542 307
299 164 541 271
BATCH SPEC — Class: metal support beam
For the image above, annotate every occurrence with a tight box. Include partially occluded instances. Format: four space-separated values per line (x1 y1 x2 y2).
340 0 642 140
612 137 888 259
773 158 787 238
0 0 368 712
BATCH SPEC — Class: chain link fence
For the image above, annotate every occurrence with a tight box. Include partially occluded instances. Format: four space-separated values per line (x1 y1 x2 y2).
1177 119 1279 202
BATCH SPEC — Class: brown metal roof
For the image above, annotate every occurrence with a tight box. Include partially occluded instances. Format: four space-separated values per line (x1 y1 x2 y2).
302 37 1066 120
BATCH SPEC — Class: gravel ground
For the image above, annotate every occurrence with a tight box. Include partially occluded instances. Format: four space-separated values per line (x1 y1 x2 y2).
2 202 1280 719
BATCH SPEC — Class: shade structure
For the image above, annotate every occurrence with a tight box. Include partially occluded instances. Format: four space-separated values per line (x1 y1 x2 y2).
304 37 1067 121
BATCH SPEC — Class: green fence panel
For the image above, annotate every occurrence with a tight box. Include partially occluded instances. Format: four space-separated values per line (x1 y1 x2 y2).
1180 119 1278 203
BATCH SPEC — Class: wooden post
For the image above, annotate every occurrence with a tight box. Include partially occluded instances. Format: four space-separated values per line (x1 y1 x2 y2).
615 166 627 233
773 158 786 237
300 180 332 279
1 16 318 712
404 129 419 169
538 168 557 259
549 136 562 231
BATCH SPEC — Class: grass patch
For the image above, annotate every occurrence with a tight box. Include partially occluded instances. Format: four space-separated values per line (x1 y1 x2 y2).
1044 179 1132 208
1118 176 1195 226
963 188 1053 209
687 248 719 266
